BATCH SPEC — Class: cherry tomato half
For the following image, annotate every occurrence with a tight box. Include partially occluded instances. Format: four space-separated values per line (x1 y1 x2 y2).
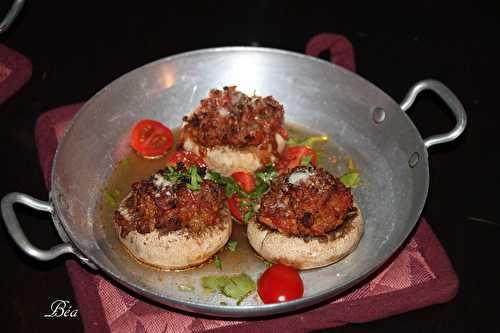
258 264 304 304
231 171 256 193
228 195 243 222
277 146 317 173
130 119 174 159
167 151 206 168
227 195 254 224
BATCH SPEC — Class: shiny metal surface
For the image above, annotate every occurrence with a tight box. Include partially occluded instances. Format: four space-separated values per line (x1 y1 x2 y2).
0 0 25 34
1 192 75 260
1 47 467 317
400 79 467 148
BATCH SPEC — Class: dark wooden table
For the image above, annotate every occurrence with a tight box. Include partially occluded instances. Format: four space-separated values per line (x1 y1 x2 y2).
1 1 498 332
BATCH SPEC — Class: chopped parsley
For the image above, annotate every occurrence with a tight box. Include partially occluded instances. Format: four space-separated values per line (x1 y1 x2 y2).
161 165 204 191
208 166 277 223
264 259 273 267
104 190 119 208
201 273 256 305
162 165 184 183
286 135 328 167
119 157 131 168
243 210 255 223
201 275 229 293
299 154 312 166
316 150 325 165
206 172 240 197
214 255 222 270
186 166 202 191
226 240 238 252
254 165 277 185
208 166 277 201
340 171 360 188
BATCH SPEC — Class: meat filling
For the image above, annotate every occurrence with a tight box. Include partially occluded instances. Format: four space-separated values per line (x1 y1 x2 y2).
114 164 226 238
257 165 357 237
181 86 285 152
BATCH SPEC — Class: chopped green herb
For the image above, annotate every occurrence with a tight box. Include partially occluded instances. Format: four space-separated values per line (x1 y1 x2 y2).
264 259 273 267
255 165 277 185
177 284 194 292
186 166 202 191
286 135 328 148
299 154 312 166
221 274 256 305
226 240 238 252
207 171 240 197
162 165 183 183
120 157 131 168
201 275 230 293
239 200 255 208
205 171 219 183
243 210 254 223
340 171 360 188
224 181 241 197
208 166 276 202
246 183 265 200
214 255 222 270
201 273 256 305
104 191 118 208
285 137 301 146
316 151 325 165
208 167 275 224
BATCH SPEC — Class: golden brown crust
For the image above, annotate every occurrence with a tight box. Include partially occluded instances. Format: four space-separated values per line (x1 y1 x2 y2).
114 165 227 237
181 86 285 149
114 179 231 270
179 87 286 175
257 165 356 237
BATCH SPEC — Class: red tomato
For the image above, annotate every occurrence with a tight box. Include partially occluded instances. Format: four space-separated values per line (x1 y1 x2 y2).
227 195 254 224
277 126 289 140
167 151 206 168
228 195 243 223
258 264 304 304
130 119 174 159
231 171 256 193
277 146 317 173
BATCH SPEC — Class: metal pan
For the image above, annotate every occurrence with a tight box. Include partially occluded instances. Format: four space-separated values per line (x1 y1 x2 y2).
1 47 466 317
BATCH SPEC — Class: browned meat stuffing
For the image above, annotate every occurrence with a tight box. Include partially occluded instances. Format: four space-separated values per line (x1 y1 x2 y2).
114 164 226 238
180 86 285 151
257 165 357 237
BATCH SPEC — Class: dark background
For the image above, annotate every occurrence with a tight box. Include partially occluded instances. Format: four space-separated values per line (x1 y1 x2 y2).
1 1 498 332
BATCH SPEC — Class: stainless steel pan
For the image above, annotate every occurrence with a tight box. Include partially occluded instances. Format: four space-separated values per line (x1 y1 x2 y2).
1 47 466 317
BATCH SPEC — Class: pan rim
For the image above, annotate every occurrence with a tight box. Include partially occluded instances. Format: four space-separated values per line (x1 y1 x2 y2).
50 46 430 317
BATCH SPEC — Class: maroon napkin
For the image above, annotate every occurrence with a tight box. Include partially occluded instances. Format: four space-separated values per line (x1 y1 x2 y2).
34 34 458 332
306 33 356 72
0 44 32 104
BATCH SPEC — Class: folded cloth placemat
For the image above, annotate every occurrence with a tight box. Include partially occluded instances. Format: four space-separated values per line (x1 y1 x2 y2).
0 44 32 105
34 34 458 333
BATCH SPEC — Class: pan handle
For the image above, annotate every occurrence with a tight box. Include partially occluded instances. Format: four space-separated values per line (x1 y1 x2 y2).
0 0 25 34
400 79 467 148
1 192 96 268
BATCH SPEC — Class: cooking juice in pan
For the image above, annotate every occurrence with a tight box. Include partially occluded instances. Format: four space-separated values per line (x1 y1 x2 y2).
99 124 352 302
